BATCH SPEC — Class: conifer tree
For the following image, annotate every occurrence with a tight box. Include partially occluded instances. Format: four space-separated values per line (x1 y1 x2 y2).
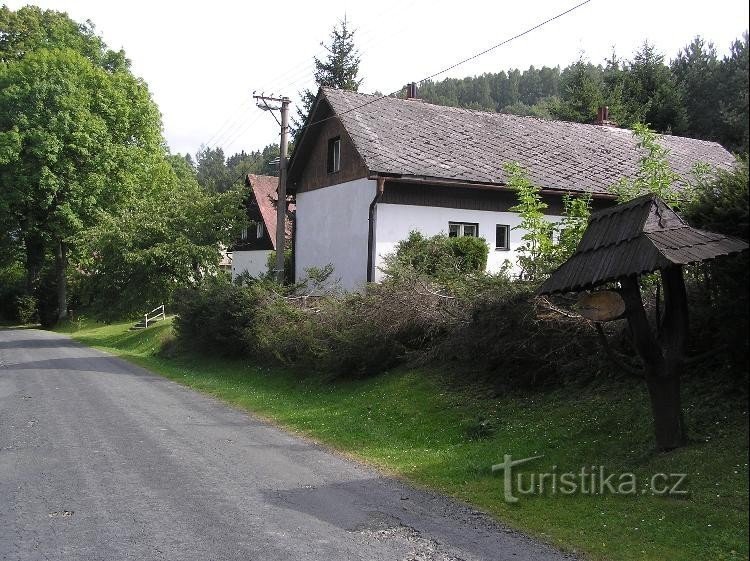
294 17 362 136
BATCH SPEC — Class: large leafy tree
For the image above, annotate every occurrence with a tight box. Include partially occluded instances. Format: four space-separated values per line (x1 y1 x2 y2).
0 5 126 70
294 16 362 134
0 45 163 322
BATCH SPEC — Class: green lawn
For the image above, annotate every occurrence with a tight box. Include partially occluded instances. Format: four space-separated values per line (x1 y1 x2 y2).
55 319 749 561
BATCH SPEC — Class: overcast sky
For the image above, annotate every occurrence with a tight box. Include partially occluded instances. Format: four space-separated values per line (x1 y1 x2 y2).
6 0 749 157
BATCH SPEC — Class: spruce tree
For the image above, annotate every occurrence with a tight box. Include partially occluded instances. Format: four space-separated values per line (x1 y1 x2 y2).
294 16 362 136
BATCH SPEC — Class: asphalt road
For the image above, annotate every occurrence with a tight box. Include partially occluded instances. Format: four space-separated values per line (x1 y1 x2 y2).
0 328 575 561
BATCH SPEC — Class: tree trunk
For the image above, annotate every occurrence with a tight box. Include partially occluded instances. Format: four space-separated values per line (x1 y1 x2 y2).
55 239 68 321
620 272 687 451
645 370 684 450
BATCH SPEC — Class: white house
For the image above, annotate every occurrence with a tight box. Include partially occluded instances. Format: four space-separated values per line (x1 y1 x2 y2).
231 174 293 280
286 86 735 291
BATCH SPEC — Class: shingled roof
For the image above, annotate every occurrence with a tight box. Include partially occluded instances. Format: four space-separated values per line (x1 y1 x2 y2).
311 87 734 195
538 194 749 295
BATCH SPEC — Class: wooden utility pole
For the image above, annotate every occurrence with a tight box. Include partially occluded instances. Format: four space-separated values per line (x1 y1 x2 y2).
254 93 291 283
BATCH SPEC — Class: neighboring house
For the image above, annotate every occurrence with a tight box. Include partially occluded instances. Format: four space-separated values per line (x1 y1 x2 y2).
231 174 294 280
287 86 735 290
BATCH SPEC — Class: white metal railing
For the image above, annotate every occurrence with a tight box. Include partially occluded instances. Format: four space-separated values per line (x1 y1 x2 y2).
144 304 166 328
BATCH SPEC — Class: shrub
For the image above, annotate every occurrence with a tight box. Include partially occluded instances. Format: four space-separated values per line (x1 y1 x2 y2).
682 157 749 375
382 230 489 282
0 263 25 321
173 278 268 356
16 294 37 324
265 248 293 283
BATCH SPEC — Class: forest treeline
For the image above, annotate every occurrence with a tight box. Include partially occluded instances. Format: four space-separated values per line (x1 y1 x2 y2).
417 35 749 153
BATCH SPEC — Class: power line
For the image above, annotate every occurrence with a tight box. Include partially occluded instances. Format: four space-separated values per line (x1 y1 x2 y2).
296 0 593 136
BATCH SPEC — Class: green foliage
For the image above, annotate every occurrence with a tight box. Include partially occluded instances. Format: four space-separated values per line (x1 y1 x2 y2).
417 33 748 151
717 32 749 153
194 146 235 193
15 294 37 324
382 231 489 283
0 261 24 321
683 157 749 372
506 162 555 280
265 248 293 283
556 56 604 122
73 156 245 319
0 5 128 70
173 277 266 356
505 162 590 279
671 37 722 141
612 123 683 206
188 143 282 193
684 156 749 239
556 193 592 261
295 16 362 133
0 6 165 323
620 41 687 133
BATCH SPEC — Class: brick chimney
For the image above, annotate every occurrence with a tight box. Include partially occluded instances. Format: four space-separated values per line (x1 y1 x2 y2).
595 106 615 126
405 82 418 100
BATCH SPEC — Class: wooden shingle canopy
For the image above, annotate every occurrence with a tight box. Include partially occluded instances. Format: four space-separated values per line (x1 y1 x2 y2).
539 194 749 295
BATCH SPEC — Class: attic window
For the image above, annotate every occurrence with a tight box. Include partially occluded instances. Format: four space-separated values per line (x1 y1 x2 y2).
241 221 264 240
327 137 341 173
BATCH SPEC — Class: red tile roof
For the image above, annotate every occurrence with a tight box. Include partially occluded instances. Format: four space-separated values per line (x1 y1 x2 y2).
245 174 294 249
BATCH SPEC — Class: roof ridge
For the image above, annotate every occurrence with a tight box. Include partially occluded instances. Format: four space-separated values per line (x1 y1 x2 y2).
322 87 731 148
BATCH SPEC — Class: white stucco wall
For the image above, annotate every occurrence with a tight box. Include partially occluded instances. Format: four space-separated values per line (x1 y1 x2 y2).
374 203 562 281
294 178 377 290
232 250 272 280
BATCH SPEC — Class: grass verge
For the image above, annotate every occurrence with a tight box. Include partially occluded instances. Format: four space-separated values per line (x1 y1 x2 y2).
55 318 749 561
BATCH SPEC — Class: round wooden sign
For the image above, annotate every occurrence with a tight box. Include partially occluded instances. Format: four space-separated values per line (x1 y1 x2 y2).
577 291 626 322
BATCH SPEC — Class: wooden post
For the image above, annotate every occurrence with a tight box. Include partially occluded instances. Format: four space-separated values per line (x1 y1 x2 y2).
275 98 290 283
620 271 687 450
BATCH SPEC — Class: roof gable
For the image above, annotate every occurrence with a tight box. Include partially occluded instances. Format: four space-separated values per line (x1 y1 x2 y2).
316 87 735 196
245 174 294 248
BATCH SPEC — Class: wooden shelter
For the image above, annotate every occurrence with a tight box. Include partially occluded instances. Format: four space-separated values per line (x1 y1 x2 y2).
539 193 748 295
539 194 748 450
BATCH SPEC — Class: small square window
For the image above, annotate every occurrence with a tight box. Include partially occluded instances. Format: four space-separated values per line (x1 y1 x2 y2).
448 222 479 237
327 137 341 173
495 224 510 250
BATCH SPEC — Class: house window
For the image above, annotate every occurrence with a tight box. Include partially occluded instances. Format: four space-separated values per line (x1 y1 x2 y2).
327 137 341 173
448 222 479 237
241 221 264 240
495 224 510 250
